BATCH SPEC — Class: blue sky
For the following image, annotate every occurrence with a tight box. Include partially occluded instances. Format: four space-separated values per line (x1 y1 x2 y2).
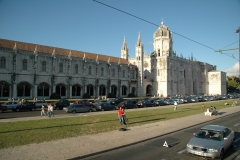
0 0 239 76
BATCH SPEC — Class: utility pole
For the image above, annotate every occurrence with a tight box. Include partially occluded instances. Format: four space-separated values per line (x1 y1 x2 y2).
235 27 240 77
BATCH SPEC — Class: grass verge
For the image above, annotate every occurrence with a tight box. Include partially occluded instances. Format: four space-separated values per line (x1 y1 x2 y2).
0 100 238 149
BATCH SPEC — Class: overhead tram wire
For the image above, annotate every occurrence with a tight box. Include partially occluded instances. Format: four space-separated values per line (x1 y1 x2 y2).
93 0 238 60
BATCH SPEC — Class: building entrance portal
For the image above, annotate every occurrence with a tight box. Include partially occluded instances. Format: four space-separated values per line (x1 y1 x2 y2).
146 85 152 96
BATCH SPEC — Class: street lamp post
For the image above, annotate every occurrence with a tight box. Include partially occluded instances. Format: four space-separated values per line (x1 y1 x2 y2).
235 27 240 77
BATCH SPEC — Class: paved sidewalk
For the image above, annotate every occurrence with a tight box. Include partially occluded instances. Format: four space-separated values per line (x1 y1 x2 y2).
0 106 239 160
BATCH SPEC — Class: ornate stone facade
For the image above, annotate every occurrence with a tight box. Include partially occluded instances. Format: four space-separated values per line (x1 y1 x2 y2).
0 21 226 99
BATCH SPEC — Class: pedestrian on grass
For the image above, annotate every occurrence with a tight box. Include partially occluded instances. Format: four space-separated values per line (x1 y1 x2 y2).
201 103 205 112
118 106 123 125
232 100 236 107
174 101 178 111
47 104 51 117
50 103 54 117
41 105 46 117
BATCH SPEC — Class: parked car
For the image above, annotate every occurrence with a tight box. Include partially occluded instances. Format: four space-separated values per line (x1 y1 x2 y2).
0 104 8 113
111 98 125 106
12 102 36 112
92 100 108 110
136 99 153 108
35 100 48 108
1 102 18 109
98 102 116 111
187 96 199 103
76 99 96 111
53 99 70 110
187 125 234 159
153 99 165 106
63 104 94 113
118 100 137 109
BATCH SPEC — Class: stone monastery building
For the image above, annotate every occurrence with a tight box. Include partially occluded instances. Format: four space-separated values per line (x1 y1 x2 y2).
0 22 226 100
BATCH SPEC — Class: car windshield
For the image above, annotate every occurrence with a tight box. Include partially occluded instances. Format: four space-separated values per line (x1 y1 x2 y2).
195 129 221 141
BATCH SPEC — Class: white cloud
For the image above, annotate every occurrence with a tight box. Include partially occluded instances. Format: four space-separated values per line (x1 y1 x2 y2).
225 62 240 76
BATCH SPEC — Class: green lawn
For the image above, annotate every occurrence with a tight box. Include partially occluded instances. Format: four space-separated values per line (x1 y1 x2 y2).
0 99 238 149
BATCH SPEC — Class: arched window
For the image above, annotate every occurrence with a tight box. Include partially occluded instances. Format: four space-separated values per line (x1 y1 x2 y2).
59 63 63 73
0 81 10 97
122 70 125 78
122 86 127 96
17 82 31 97
158 49 160 56
101 67 104 76
72 85 81 96
0 57 6 68
87 85 94 96
56 84 66 96
37 83 49 97
75 65 78 74
42 61 46 72
23 59 27 70
89 66 92 75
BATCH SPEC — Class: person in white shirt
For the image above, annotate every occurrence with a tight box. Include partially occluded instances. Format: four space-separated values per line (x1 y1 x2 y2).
174 101 178 111
50 104 54 117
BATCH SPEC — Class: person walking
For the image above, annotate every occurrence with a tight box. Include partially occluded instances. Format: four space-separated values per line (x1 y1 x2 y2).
174 101 178 111
41 105 46 117
232 100 236 107
50 103 54 117
47 104 51 118
201 103 205 112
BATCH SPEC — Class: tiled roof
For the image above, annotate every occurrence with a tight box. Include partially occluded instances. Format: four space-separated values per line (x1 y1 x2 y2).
0 38 129 65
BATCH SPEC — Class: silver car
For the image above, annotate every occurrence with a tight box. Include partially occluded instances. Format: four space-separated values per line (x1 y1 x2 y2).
63 104 93 113
2 102 18 109
187 125 234 159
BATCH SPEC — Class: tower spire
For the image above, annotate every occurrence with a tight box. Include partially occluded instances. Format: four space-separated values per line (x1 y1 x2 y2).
121 36 129 60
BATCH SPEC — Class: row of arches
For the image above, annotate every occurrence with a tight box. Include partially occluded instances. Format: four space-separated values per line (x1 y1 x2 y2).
0 81 136 98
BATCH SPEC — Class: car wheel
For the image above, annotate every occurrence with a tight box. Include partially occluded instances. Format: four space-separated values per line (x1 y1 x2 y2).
56 107 59 110
88 109 92 112
32 108 35 111
219 149 224 160
16 109 19 112
0 110 2 113
101 109 104 111
72 110 76 113
112 107 116 110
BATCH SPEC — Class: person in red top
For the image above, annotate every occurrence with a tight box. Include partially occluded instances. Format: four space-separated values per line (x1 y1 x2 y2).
118 106 126 125
118 106 123 124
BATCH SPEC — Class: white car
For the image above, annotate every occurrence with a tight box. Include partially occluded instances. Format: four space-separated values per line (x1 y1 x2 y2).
2 102 18 109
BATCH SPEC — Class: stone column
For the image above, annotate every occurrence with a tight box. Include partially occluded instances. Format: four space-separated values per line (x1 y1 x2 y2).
34 84 37 99
69 85 72 99
13 83 17 98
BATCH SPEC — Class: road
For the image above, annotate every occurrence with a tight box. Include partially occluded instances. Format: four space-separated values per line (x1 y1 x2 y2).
79 113 240 160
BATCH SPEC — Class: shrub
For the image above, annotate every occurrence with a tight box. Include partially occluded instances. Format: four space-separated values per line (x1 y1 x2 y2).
128 93 136 97
107 93 116 98
49 93 61 99
83 93 91 99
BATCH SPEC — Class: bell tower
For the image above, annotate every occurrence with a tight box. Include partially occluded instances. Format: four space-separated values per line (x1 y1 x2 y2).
135 32 144 96
153 21 173 57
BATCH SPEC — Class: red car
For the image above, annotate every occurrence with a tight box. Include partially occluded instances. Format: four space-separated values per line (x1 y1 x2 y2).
0 104 8 113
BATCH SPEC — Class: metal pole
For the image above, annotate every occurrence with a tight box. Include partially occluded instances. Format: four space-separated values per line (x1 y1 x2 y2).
235 27 240 77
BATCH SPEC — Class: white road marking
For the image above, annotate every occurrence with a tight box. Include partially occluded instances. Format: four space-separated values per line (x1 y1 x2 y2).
234 137 240 143
178 149 187 154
